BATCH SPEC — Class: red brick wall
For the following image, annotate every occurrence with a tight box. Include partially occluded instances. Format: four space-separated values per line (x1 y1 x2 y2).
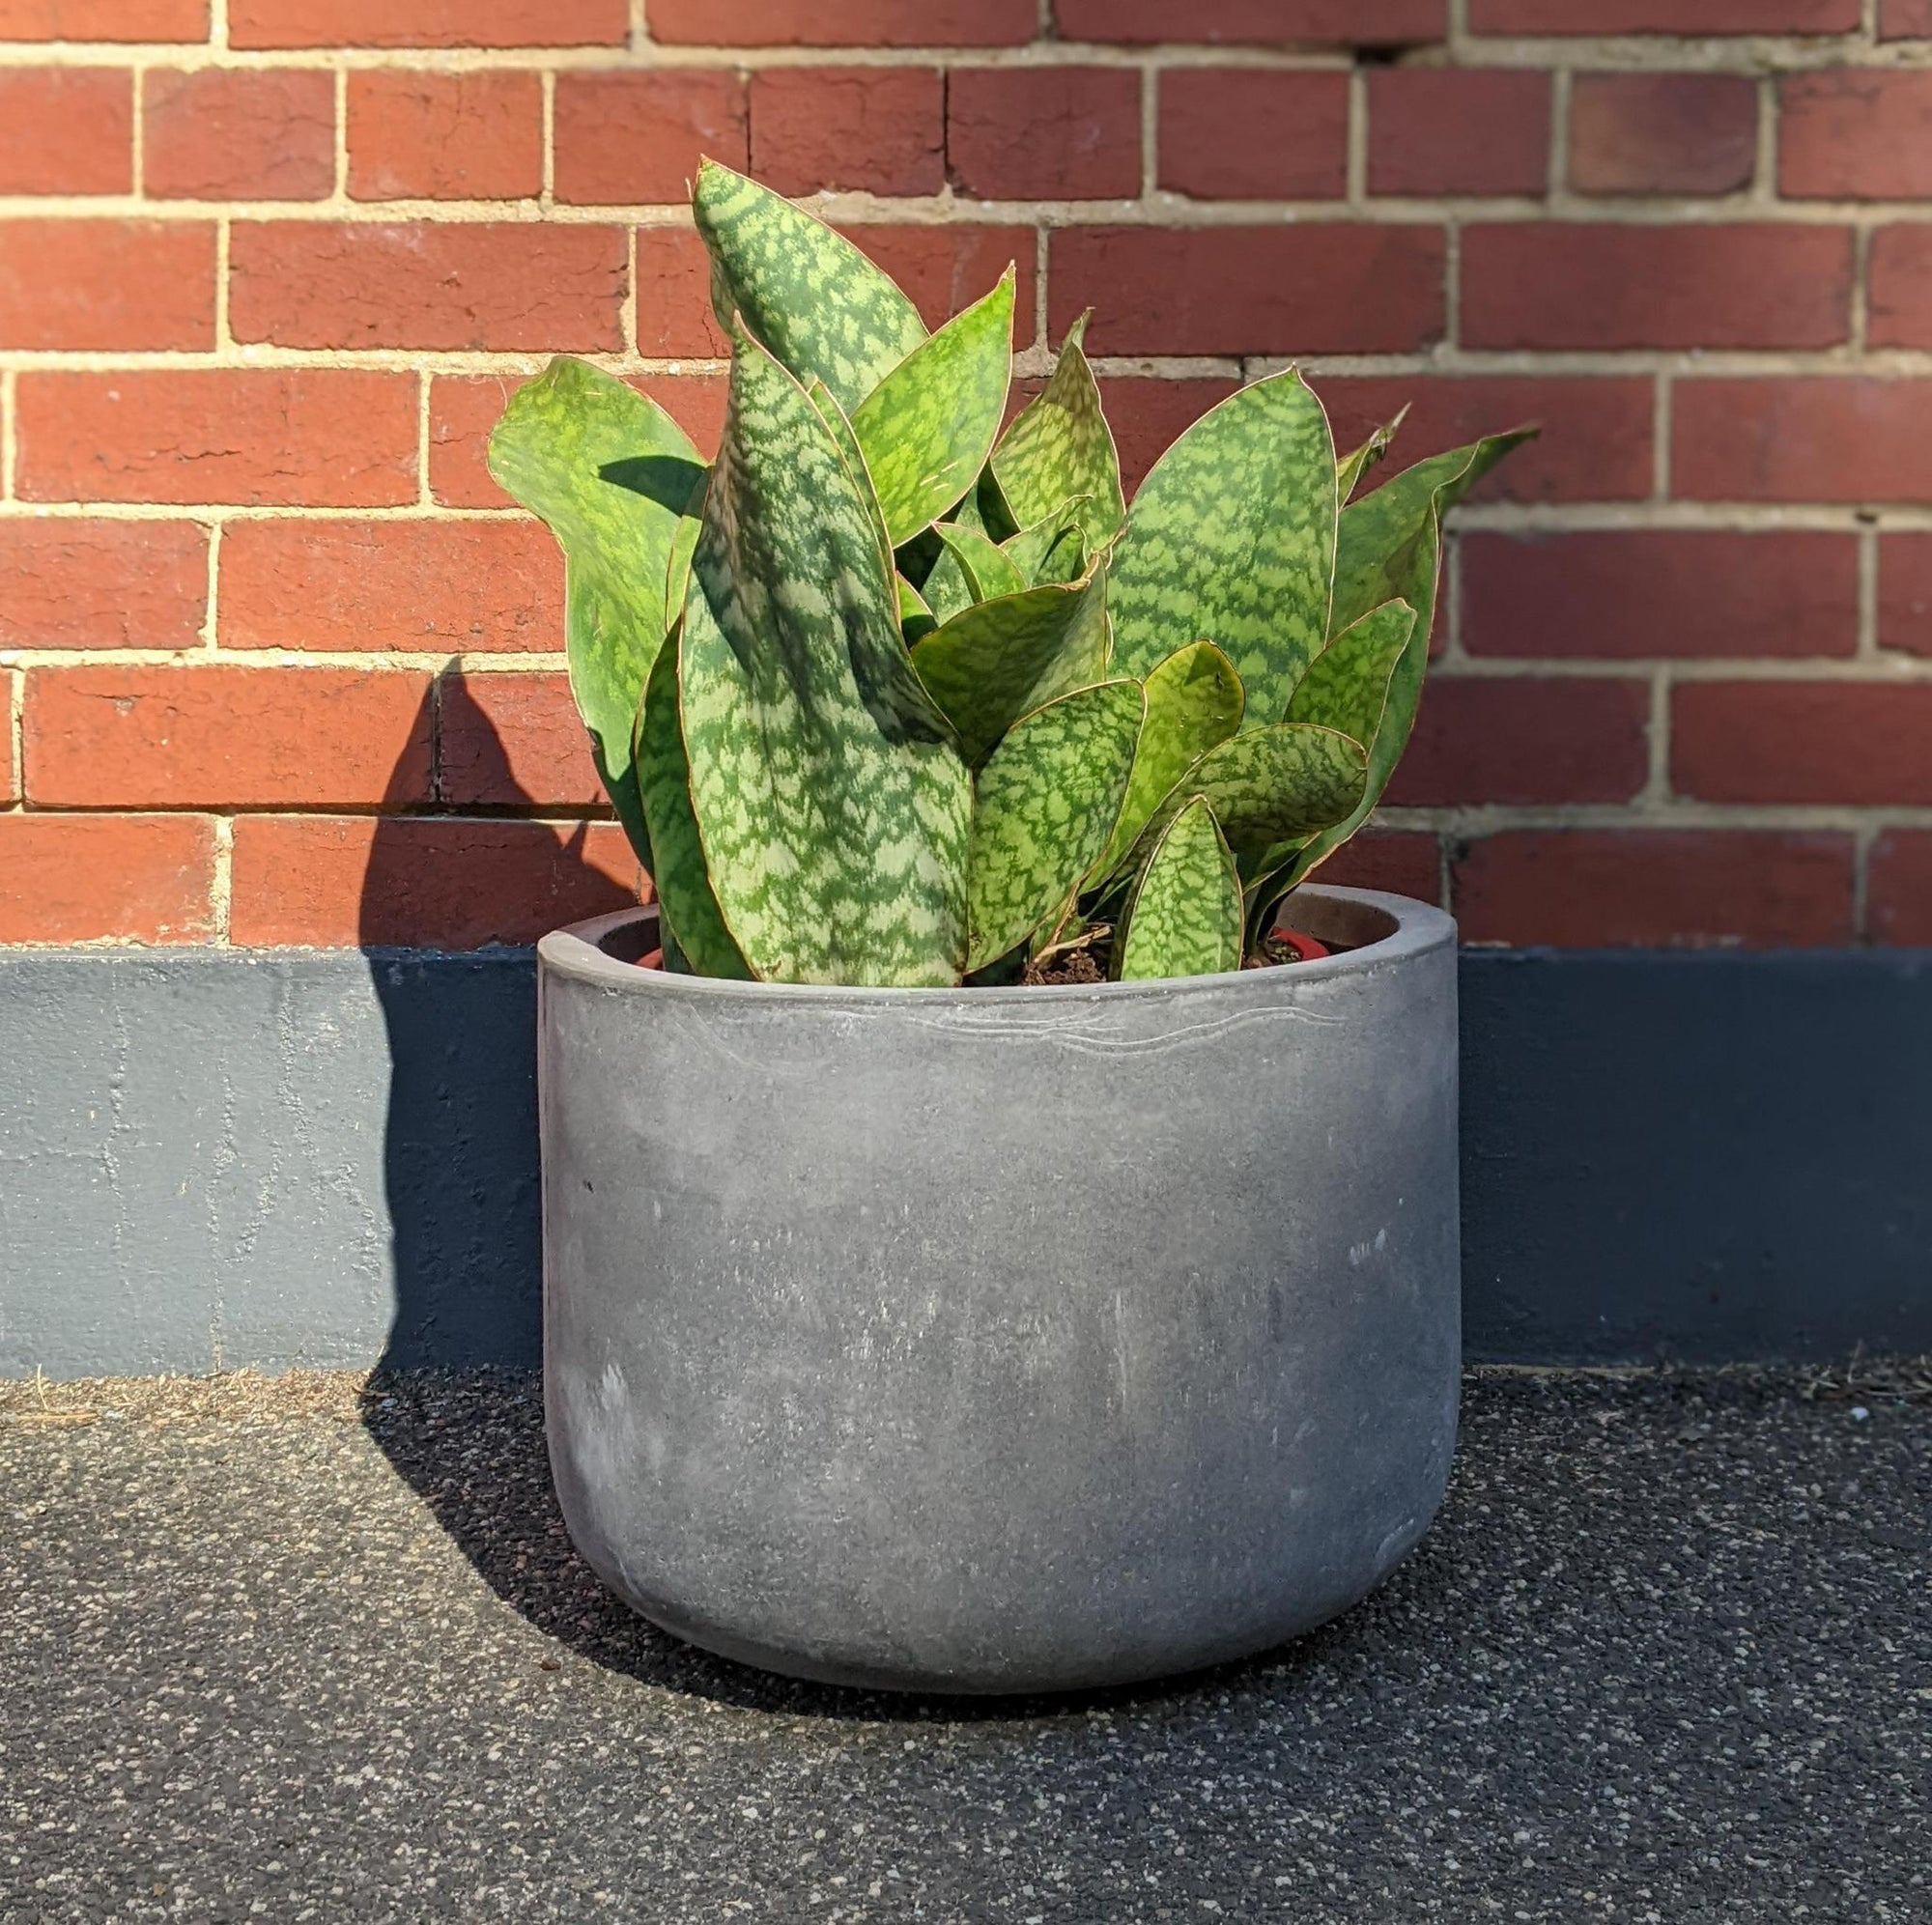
1 1 1926 951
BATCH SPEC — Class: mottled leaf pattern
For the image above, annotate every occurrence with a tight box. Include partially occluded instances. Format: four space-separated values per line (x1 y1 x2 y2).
805 375 894 584
1093 639 1245 882
1117 797 1243 982
1133 723 1368 863
909 567 1112 766
967 679 1144 972
990 314 1126 550
851 269 1015 547
897 574 937 642
1335 404 1409 505
487 355 703 865
933 521 1023 603
1111 369 1338 728
1003 497 1090 586
693 158 926 415
678 323 971 986
1285 599 1415 746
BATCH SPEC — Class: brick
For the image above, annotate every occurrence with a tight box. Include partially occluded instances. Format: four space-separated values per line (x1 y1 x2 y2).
348 70 542 202
27 665 433 808
1383 676 1649 807
229 814 639 948
143 68 333 200
1672 682 1932 806
1368 69 1548 199
749 66 942 198
440 670 602 807
230 221 625 352
1868 833 1932 947
15 370 418 508
1462 532 1858 661
1570 73 1757 197
1 671 14 806
1882 0 1932 36
1302 832 1441 907
1096 378 1241 495
648 0 1036 44
949 68 1141 202
228 0 625 46
845 224 1037 337
1160 71 1347 202
554 70 747 207
1865 227 1932 351
1461 224 1851 353
636 226 731 357
1470 0 1855 28
1056 0 1444 42
0 1 207 39
429 372 728 507
0 218 213 352
0 815 216 947
1453 831 1855 950
0 519 207 651
0 68 132 195
1878 536 1932 659
218 519 564 654
1055 226 1445 356
1780 71 1932 199
1672 379 1932 504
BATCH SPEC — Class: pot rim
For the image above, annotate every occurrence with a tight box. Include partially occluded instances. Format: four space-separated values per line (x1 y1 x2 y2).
538 886 1454 1005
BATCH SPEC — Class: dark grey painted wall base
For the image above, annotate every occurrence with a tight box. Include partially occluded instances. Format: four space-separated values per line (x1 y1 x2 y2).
2 947 1926 1375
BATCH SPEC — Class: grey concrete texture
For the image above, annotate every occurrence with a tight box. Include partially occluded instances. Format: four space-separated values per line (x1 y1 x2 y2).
2 1365 1926 1921
2 943 1929 1377
538 892 1459 1693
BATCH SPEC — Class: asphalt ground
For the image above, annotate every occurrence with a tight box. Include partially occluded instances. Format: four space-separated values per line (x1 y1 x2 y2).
2 1365 1926 1923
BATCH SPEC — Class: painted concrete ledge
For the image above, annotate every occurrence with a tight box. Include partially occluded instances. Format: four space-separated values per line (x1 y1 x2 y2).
1 947 1927 1376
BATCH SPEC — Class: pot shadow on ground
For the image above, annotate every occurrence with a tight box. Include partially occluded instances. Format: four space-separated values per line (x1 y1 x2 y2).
351 677 1372 1722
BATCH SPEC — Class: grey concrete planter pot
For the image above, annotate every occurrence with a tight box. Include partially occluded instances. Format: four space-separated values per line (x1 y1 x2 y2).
537 887 1460 1695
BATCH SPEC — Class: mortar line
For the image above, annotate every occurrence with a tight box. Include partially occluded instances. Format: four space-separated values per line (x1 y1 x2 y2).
7 668 21 814
333 67 349 202
1346 63 1368 208
542 69 557 206
415 372 434 509
130 64 146 200
1548 65 1570 201
1858 518 1881 660
1643 667 1671 805
213 217 231 350
1139 60 1157 203
1852 819 1875 941
1652 371 1672 503
201 520 221 656
210 814 233 946
1750 71 1777 211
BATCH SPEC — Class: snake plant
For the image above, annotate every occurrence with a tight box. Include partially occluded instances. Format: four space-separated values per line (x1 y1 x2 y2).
490 160 1531 986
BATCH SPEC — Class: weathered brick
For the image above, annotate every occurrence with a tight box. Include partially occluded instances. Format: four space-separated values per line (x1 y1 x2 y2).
1054 226 1445 356
1096 378 1241 495
0 1 207 39
1367 69 1548 199
1673 682 1932 805
1461 224 1852 352
0 68 131 194
440 670 602 807
25 665 434 808
635 226 731 356
1471 0 1855 27
1452 831 1856 949
649 0 1036 44
950 67 1141 202
228 0 625 47
1057 0 1445 42
1868 833 1932 946
0 519 207 651
749 66 942 197
1672 379 1932 503
0 815 216 947
1865 226 1932 351
0 218 213 351
554 70 748 206
845 223 1037 337
1881 0 1932 36
144 68 333 200
1160 71 1347 201
1570 73 1757 196
218 519 563 654
1462 532 1859 660
229 814 639 948
1878 535 1932 658
1302 832 1442 907
347 70 542 202
1780 71 1932 199
230 221 626 352
1319 376 1653 504
15 369 418 507
1384 677 1650 807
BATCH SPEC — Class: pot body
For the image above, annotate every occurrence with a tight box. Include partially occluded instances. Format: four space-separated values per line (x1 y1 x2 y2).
538 888 1460 1694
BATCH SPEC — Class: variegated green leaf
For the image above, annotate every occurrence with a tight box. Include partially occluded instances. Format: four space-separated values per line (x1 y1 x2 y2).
990 313 1126 550
852 268 1015 547
1110 369 1337 728
1117 797 1243 982
1133 723 1368 863
967 678 1144 972
633 627 751 979
693 157 926 415
909 566 1111 766
933 520 1023 604
805 375 894 583
898 574 937 642
1335 404 1409 505
1092 638 1245 882
487 355 703 865
678 322 971 986
1285 599 1415 745
1002 496 1090 586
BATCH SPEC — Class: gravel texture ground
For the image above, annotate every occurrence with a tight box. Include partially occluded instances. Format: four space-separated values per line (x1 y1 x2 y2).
2 1366 1926 1923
